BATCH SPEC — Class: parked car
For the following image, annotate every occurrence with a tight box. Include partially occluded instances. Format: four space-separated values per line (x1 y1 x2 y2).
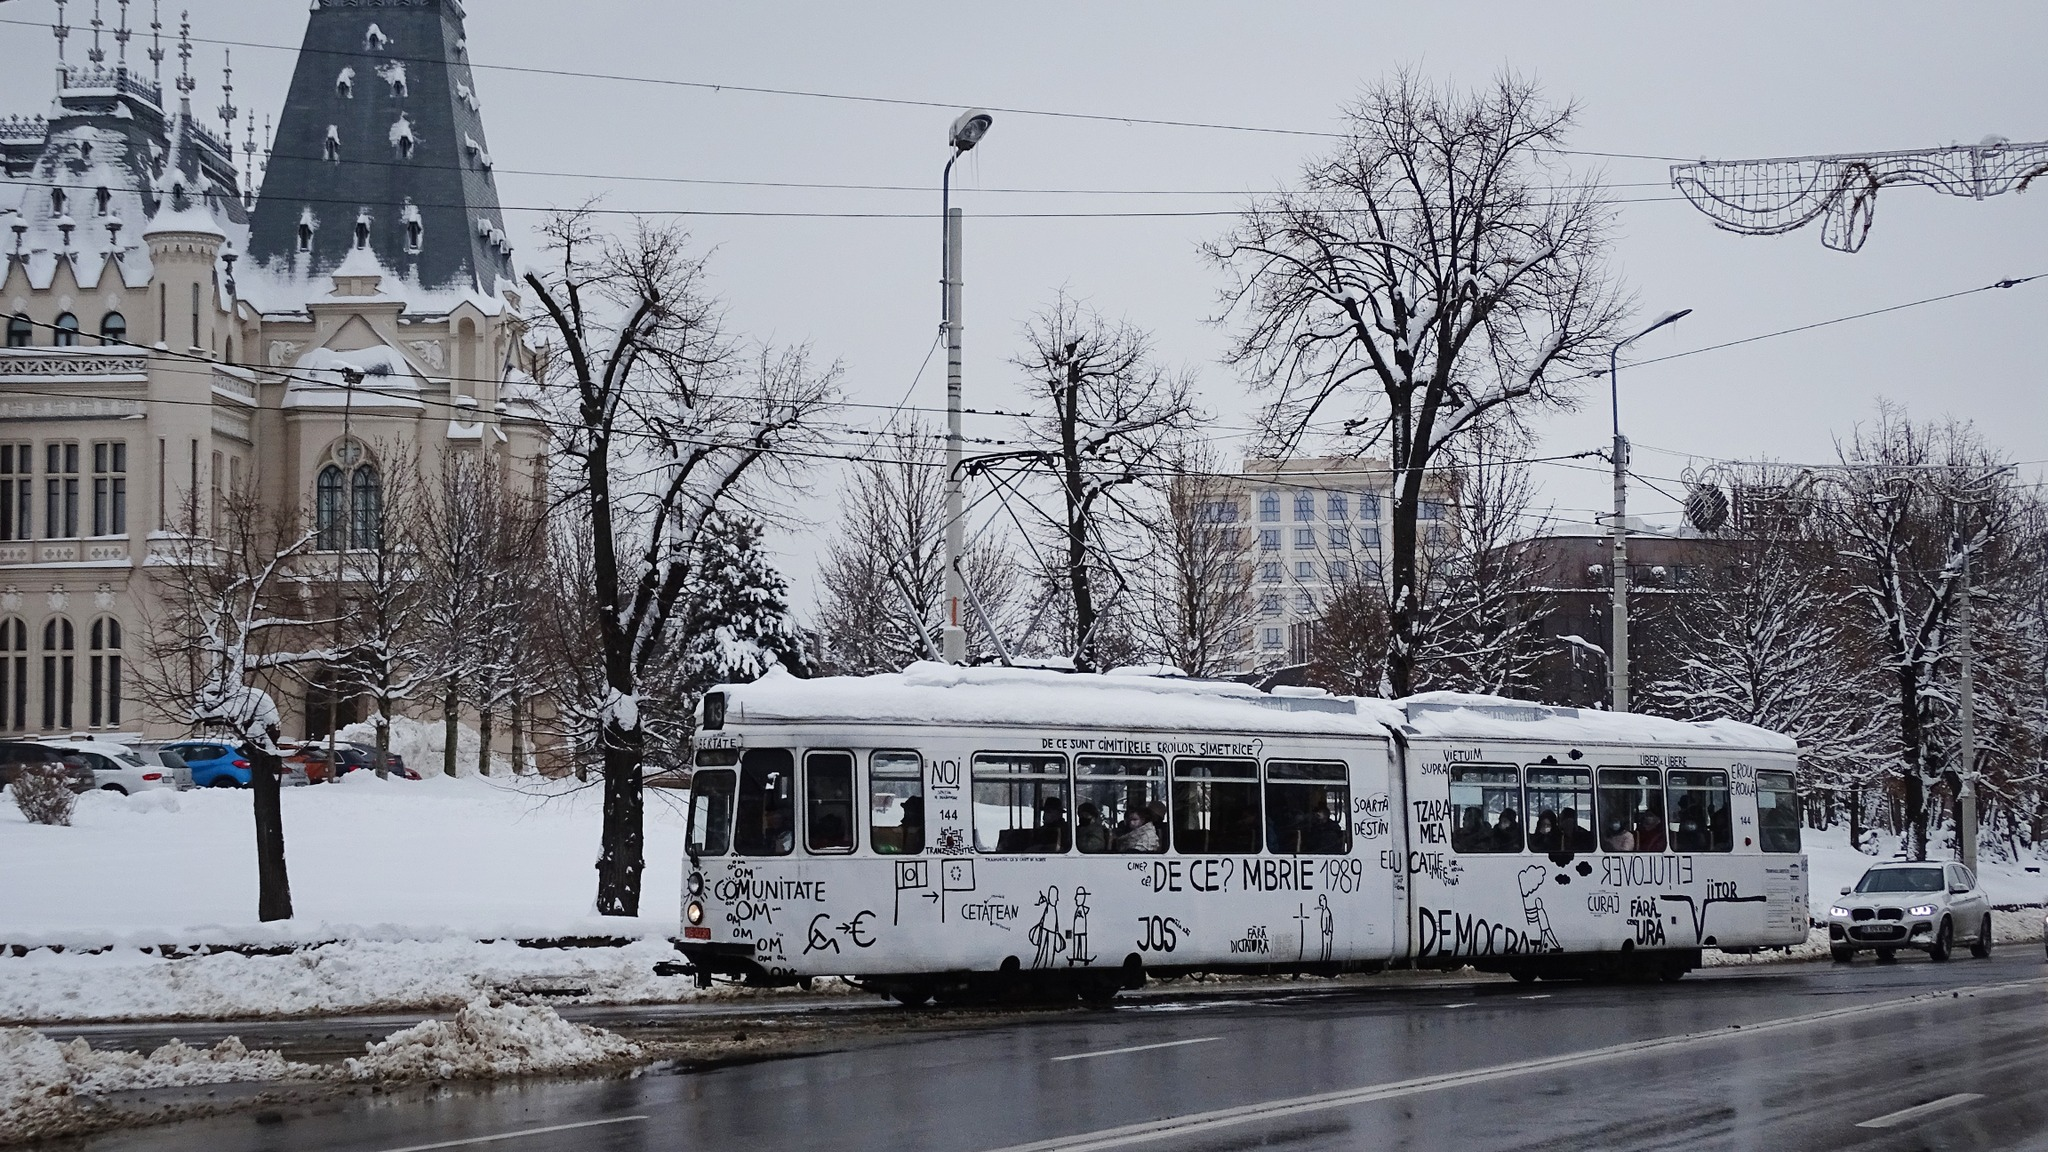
343 741 419 779
0 741 95 792
163 740 250 788
1828 861 1994 963
43 737 180 795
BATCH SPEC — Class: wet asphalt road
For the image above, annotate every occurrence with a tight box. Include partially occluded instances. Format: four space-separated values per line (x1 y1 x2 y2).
58 950 2048 1152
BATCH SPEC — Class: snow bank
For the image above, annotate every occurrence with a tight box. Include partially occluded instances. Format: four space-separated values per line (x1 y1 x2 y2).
0 1029 305 1144
0 938 710 1025
344 997 641 1081
0 772 687 945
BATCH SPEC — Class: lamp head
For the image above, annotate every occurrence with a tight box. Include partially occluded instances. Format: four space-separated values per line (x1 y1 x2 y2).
949 109 994 153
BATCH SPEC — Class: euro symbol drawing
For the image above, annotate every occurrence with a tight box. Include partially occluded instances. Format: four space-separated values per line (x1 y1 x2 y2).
838 909 878 948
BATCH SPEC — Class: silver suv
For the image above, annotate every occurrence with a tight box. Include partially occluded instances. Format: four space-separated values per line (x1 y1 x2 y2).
1828 861 1993 963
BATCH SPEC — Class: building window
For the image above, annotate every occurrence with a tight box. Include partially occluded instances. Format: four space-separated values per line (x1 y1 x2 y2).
1359 492 1381 521
52 313 79 347
1257 493 1280 522
1330 560 1349 582
1293 493 1314 521
324 125 341 162
1293 528 1314 549
88 617 121 728
1258 529 1279 552
1420 500 1446 521
0 617 23 731
0 443 28 541
91 442 126 536
316 465 345 550
1361 526 1382 549
4 315 29 348
351 466 382 549
1363 559 1384 582
1261 627 1282 650
1197 499 1238 523
1295 561 1314 580
1425 524 1449 547
1329 527 1349 548
1294 591 1314 612
1260 594 1280 616
1327 493 1348 520
43 443 79 539
40 617 74 732
1259 562 1282 583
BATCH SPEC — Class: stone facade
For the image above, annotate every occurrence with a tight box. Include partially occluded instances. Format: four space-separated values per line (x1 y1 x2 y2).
0 1 541 742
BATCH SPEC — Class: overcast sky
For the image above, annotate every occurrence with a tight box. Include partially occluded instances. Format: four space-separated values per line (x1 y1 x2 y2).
7 2 2045 609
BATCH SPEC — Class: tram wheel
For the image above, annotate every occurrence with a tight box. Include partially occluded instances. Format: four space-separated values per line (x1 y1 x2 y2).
889 983 934 1008
1077 976 1121 1006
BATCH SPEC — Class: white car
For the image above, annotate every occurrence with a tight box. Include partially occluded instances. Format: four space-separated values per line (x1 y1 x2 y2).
45 737 181 795
1827 860 1994 963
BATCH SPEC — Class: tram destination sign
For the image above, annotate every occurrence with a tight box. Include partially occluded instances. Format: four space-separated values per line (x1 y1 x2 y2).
1038 735 1262 758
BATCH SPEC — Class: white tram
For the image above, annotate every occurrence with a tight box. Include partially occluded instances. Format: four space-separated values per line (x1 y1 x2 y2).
678 664 1809 1002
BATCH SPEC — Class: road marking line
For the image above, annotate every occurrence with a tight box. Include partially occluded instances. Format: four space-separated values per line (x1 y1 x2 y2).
1440 1003 1476 1009
371 1115 650 1152
1052 1037 1221 1062
1519 994 1553 1000
1856 1093 1984 1129
983 978 2047 1152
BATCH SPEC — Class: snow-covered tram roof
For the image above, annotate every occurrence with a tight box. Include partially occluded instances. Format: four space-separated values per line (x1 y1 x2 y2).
711 665 1798 754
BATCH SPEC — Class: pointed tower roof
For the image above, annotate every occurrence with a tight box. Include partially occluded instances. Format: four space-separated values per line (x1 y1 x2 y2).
247 0 511 297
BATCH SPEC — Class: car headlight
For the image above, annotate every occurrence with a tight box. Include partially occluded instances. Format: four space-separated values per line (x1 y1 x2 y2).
686 900 704 926
1828 906 1851 918
1908 904 1938 917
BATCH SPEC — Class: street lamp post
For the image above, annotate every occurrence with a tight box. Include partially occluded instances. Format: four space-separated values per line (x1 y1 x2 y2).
1607 308 1691 712
940 109 992 665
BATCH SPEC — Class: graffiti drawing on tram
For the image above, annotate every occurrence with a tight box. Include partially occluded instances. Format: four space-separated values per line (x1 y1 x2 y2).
1660 880 1768 945
1029 885 1067 968
893 857 979 924
1065 886 1095 966
1517 865 1563 952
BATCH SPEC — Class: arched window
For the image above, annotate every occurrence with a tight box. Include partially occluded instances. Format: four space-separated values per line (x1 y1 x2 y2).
0 617 25 732
53 314 79 347
315 464 345 550
4 315 29 348
95 186 111 216
89 617 121 728
99 311 126 347
350 465 381 550
41 617 74 732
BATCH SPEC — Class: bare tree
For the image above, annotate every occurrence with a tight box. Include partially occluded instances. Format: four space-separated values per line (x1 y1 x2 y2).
140 491 335 921
416 451 509 777
1007 293 1198 670
1822 405 2019 860
1412 436 1552 695
333 443 425 778
815 425 1022 673
526 211 838 916
1207 72 1626 696
1131 440 1258 676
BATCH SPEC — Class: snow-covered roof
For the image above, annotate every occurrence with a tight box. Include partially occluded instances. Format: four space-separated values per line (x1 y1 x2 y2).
714 665 1798 753
284 343 427 409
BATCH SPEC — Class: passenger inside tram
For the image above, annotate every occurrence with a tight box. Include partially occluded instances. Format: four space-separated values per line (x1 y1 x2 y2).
1634 807 1667 852
1454 807 1490 853
899 796 924 854
1531 810 1555 848
1553 806 1593 853
1113 802 1164 852
1032 796 1072 852
1074 802 1112 852
1491 808 1522 851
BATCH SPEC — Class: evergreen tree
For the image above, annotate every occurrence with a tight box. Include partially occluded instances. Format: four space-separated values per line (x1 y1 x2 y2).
680 513 811 694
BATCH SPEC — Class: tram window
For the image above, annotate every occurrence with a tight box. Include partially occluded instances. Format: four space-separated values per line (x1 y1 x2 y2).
1075 756 1165 854
686 769 736 857
805 752 856 854
693 746 739 768
1665 769 1734 853
1449 765 1522 853
1597 768 1665 853
972 753 1071 853
732 748 796 856
1265 761 1349 855
1526 766 1595 854
870 751 924 855
1755 769 1802 853
1172 758 1261 854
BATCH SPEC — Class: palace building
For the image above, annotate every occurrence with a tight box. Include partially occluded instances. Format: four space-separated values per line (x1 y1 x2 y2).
0 0 543 741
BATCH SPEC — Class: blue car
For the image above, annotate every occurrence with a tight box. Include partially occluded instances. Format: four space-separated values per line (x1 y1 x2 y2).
164 741 250 788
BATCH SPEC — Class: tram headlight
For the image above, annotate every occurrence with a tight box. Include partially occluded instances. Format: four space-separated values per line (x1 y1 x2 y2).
687 871 704 897
686 900 705 926
1908 904 1937 917
1828 905 1851 918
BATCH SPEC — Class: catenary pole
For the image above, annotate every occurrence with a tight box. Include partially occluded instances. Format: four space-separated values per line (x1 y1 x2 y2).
940 110 992 664
1957 544 1977 873
1606 309 1691 712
